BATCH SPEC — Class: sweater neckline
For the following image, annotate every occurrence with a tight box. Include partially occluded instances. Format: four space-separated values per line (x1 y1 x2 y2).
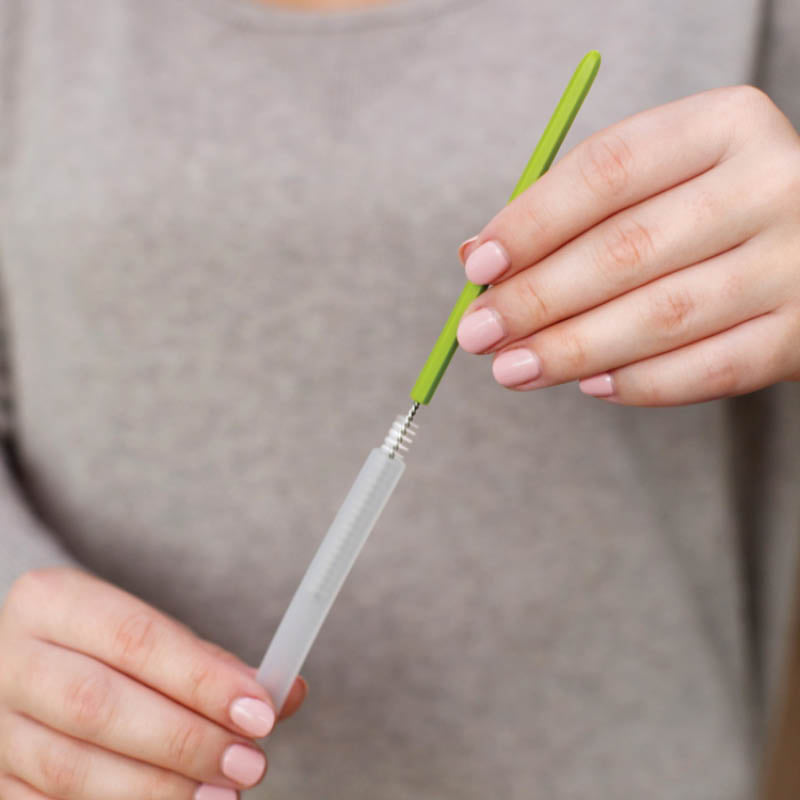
190 0 471 33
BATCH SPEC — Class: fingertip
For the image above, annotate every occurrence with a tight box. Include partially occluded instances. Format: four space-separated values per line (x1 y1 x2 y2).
464 240 511 285
229 695 276 738
458 235 479 265
278 676 308 721
456 307 505 354
578 373 615 398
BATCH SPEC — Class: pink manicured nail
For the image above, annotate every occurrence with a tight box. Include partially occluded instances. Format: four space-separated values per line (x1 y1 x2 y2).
492 348 542 387
221 744 266 787
464 240 511 285
195 785 238 800
230 697 275 738
458 235 479 264
579 374 615 397
457 308 505 353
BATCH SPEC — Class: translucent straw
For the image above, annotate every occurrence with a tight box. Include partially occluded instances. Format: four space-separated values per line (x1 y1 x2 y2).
256 441 407 712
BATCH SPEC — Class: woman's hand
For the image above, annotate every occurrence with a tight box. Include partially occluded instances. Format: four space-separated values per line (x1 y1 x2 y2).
456 86 800 406
0 567 306 800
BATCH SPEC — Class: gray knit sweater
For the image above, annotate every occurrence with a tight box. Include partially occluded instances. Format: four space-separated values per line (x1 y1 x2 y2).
2 1 800 797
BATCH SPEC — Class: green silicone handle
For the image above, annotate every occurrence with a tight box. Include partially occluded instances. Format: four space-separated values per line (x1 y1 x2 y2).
410 50 601 406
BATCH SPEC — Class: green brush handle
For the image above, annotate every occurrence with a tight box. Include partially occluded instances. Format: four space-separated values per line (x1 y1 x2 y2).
410 50 601 406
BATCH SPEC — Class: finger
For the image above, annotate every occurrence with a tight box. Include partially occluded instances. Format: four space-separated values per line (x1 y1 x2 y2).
490 234 786 389
457 154 769 353
5 639 265 790
0 711 223 800
148 607 272 686
0 773 56 800
278 677 308 721
461 86 774 286
12 569 277 740
148 629 307 722
580 310 795 406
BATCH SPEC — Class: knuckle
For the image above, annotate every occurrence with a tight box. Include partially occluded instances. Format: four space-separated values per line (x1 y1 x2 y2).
185 660 215 709
727 84 775 119
640 372 669 406
701 352 740 396
595 217 656 283
4 569 55 618
647 284 695 336
5 574 33 613
718 86 780 149
38 740 87 797
165 718 206 773
64 670 115 736
142 765 189 800
720 270 745 306
518 196 551 244
111 610 161 670
553 329 589 375
691 186 717 219
511 272 550 326
579 133 634 199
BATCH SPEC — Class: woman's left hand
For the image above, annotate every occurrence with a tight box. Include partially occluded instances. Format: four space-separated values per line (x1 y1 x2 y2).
456 85 800 406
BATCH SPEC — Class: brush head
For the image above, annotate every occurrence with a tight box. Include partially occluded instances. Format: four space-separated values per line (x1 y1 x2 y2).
381 403 420 460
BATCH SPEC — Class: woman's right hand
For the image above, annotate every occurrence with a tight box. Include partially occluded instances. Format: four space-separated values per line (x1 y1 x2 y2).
0 567 306 800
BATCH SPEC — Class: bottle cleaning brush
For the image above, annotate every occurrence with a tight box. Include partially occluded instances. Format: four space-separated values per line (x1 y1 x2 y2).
257 52 601 714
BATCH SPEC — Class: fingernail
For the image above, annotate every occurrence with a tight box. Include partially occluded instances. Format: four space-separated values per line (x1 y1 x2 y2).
230 697 275 738
579 374 615 397
458 235 479 264
492 348 542 387
464 240 511 285
457 308 505 353
195 785 238 800
221 744 267 787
